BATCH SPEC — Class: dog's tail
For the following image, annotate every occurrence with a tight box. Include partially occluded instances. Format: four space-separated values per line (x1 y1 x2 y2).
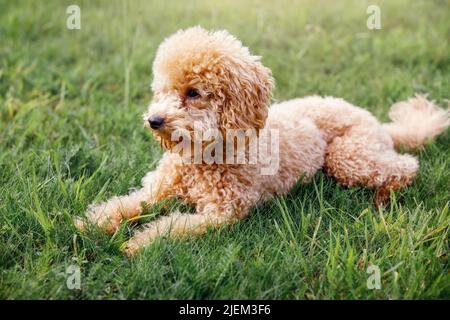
383 95 449 150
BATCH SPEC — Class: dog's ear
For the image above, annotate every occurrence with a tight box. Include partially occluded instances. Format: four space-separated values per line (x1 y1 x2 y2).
218 59 273 131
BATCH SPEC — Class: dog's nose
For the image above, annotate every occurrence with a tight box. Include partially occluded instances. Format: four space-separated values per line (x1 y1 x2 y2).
148 116 165 129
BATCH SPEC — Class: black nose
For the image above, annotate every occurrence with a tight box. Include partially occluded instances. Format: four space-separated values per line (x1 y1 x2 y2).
148 116 165 129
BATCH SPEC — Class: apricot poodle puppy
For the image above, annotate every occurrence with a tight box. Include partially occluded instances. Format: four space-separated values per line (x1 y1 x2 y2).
75 27 449 256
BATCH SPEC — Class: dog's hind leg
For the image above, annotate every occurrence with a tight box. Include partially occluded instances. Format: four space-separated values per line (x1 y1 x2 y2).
324 128 419 206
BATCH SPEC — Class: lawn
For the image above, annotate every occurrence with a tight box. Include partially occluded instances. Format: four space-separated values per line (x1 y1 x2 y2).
0 0 449 299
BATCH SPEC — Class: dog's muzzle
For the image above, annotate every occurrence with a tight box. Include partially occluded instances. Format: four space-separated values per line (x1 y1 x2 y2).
148 115 165 129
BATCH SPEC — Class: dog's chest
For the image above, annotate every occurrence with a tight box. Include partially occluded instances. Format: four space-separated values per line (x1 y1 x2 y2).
171 164 254 205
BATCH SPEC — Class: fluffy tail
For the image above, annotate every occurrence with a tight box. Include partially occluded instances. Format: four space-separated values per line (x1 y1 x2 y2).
383 95 449 150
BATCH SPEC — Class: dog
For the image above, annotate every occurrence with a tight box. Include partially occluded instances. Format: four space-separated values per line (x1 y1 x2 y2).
75 27 449 256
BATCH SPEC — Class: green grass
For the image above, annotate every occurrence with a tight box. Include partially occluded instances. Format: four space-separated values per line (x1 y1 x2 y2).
0 0 449 299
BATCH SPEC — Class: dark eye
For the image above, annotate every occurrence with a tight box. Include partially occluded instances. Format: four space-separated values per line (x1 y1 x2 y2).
186 88 200 99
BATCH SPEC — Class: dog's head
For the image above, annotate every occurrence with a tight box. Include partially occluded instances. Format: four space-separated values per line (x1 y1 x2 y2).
144 27 273 150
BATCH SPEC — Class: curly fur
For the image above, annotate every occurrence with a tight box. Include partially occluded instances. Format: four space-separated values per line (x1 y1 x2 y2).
74 27 449 255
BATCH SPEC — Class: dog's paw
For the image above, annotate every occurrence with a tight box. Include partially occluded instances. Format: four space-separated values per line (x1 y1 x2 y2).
73 216 87 232
374 188 391 208
75 203 123 235
122 239 142 257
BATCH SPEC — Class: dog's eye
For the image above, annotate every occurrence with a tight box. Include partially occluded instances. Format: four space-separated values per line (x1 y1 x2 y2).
186 88 200 99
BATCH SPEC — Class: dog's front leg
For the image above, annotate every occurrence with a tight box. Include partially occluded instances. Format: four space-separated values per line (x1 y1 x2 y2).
123 206 241 256
74 170 168 235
